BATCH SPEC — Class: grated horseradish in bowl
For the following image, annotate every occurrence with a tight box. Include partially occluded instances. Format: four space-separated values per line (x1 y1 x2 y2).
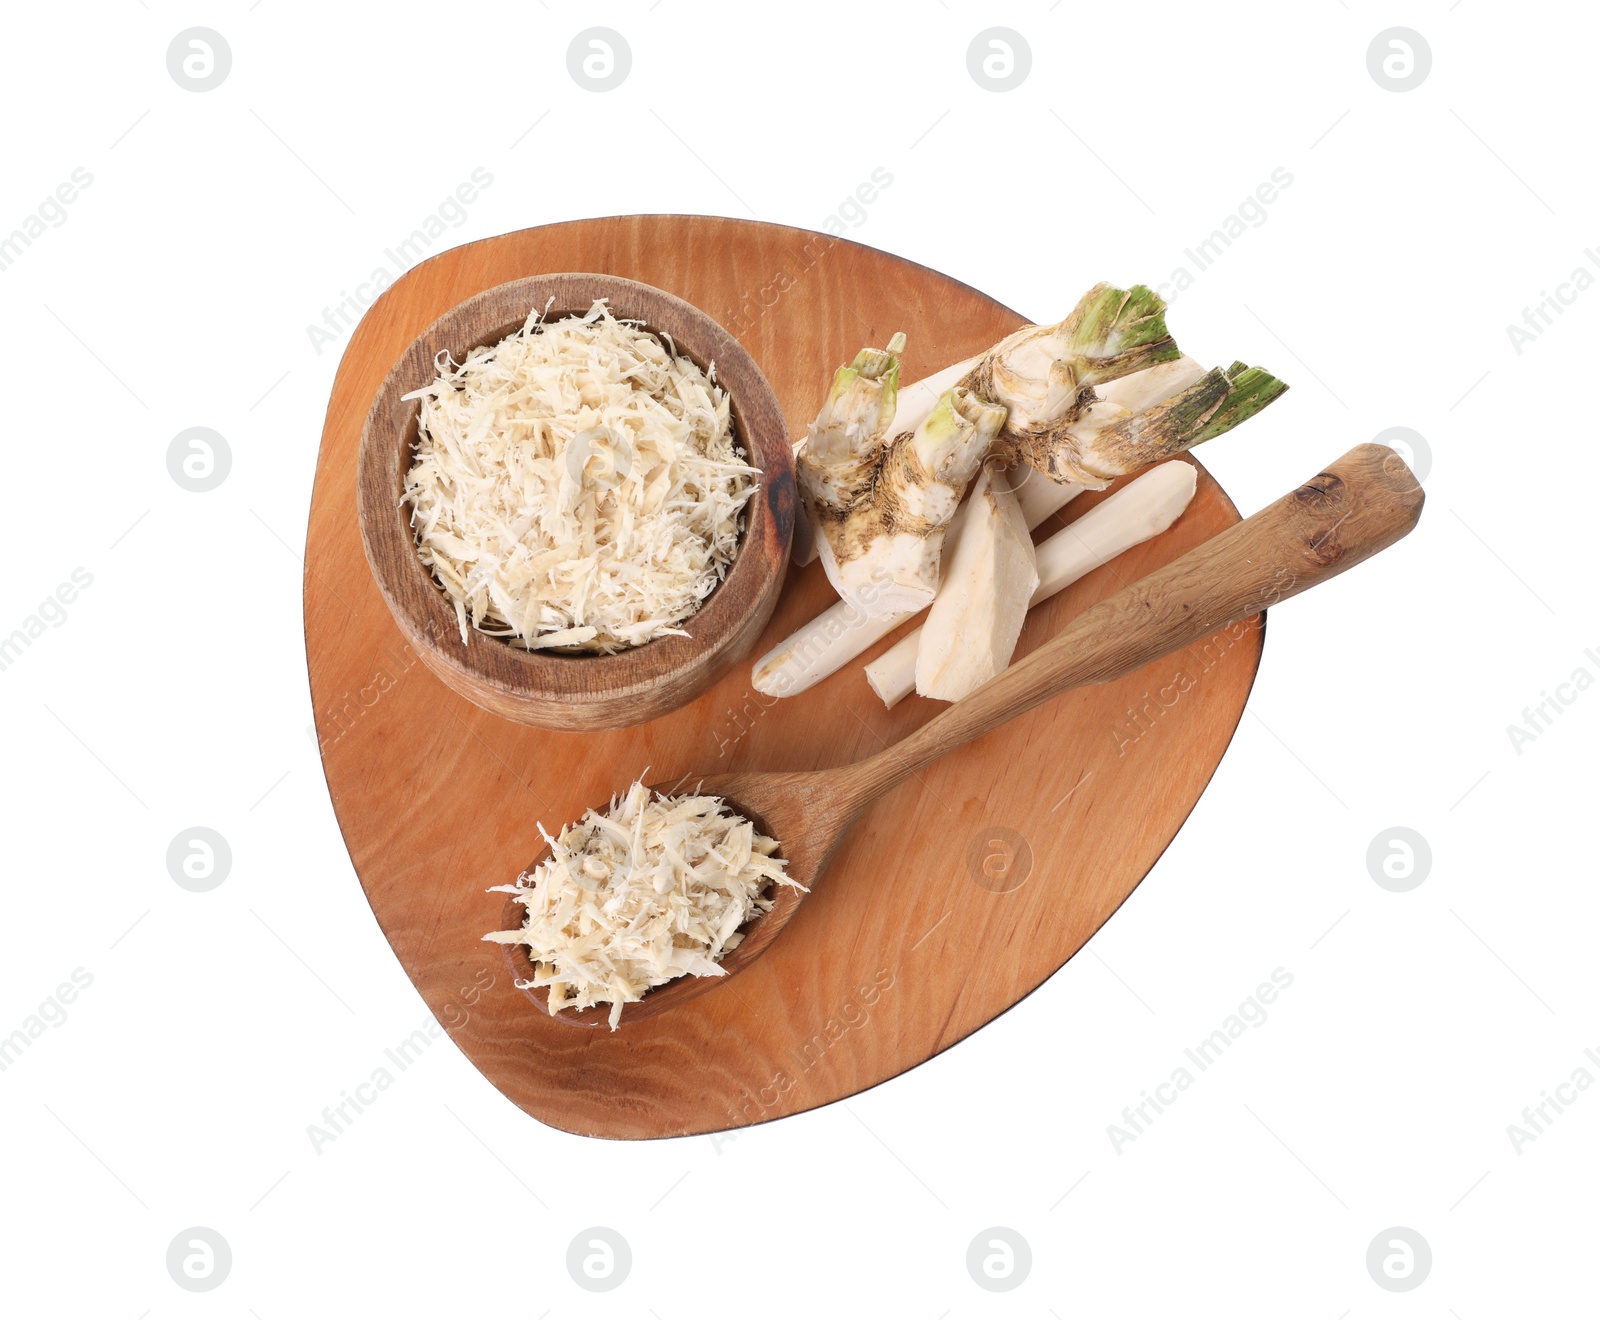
357 273 793 731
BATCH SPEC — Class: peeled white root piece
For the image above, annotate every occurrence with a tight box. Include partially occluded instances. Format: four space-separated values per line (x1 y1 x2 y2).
751 602 909 697
752 470 1076 697
914 465 1040 702
864 460 1198 708
1014 468 1086 528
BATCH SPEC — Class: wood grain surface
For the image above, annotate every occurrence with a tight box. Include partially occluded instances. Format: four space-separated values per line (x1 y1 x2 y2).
305 216 1264 1139
496 444 1421 1029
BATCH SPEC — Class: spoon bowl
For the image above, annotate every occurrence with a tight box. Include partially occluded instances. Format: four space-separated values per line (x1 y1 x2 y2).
496 768 855 1026
497 444 1424 1029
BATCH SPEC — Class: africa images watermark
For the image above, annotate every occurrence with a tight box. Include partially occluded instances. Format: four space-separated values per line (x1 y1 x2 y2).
1156 168 1294 306
1505 248 1600 355
1506 1045 1600 1155
310 617 456 753
0 968 94 1074
0 567 94 675
305 167 495 356
710 564 895 757
1110 615 1260 756
722 968 896 1130
722 167 894 343
1111 567 1293 755
0 167 94 275
1106 968 1294 1153
1504 645 1600 755
305 967 494 1153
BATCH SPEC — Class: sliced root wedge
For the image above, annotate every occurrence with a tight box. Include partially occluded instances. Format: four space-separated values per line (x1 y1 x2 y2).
865 460 1199 708
914 462 1040 702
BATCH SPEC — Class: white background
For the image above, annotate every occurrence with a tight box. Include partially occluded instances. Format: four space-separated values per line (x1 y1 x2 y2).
1 2 1594 1315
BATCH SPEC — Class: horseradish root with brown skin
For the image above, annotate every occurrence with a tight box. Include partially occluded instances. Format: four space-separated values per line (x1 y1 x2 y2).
821 386 1009 617
794 332 904 520
961 284 1287 486
484 782 799 1029
962 283 1181 479
402 300 759 654
790 348 978 569
759 288 1287 699
798 335 1009 619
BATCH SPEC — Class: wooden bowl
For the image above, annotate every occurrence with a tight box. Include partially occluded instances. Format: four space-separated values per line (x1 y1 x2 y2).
356 272 794 731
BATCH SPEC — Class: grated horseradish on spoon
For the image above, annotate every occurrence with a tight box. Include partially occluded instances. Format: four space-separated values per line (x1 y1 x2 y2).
484 781 800 1028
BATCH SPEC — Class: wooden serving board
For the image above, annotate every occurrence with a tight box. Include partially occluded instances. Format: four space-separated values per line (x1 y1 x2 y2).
304 217 1263 1140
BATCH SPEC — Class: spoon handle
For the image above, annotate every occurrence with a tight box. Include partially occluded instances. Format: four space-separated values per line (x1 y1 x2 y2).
836 443 1425 812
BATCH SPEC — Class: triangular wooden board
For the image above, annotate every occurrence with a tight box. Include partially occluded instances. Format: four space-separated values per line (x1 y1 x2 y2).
305 217 1262 1139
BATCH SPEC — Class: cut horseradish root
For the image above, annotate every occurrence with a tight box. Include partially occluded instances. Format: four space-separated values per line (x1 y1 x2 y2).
963 285 1287 487
865 460 1199 708
752 469 1076 700
483 781 801 1029
402 299 759 654
788 285 1192 567
963 282 1183 482
756 292 1286 701
798 332 1009 620
822 388 1009 616
791 353 978 568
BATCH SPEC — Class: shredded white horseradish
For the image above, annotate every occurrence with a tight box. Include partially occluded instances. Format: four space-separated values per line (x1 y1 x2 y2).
402 299 758 652
483 781 800 1028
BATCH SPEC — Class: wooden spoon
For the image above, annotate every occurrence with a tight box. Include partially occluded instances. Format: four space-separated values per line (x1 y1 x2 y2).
500 443 1424 1027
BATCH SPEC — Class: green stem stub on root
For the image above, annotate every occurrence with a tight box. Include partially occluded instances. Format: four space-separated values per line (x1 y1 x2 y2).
1063 283 1181 388
1055 363 1290 486
797 332 906 507
1192 364 1289 445
961 282 1183 470
795 293 1291 628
